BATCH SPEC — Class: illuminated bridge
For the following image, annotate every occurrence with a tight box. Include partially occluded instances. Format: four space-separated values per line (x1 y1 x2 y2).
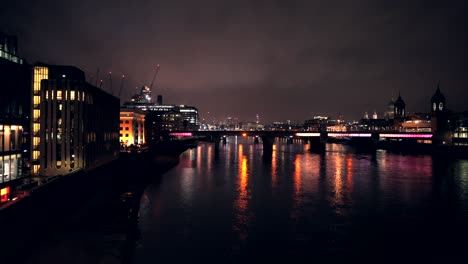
167 131 435 152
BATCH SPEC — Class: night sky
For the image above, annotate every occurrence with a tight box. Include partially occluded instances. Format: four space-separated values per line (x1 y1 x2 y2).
1 0 467 123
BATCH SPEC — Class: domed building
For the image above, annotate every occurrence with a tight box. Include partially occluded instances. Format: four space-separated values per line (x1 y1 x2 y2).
384 98 395 119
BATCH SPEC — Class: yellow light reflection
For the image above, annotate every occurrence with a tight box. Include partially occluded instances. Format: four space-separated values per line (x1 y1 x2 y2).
294 154 302 197
334 155 343 206
271 144 278 188
207 144 212 172
346 156 353 196
291 154 303 221
196 145 202 175
233 144 250 240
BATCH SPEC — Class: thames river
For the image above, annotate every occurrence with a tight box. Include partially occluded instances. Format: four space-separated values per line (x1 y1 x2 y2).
133 137 468 263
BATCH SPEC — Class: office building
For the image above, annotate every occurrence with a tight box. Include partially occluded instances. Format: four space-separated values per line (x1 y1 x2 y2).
0 32 31 203
32 63 119 177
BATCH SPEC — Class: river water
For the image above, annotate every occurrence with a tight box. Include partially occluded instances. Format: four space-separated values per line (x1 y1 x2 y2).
133 137 468 263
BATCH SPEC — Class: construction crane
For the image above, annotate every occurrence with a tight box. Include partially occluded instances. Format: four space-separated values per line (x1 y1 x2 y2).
149 64 160 92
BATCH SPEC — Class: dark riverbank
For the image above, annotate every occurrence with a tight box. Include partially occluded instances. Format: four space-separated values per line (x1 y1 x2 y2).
0 141 192 264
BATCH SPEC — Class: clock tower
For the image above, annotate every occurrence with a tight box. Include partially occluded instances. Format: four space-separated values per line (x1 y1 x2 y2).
431 82 446 114
430 82 450 145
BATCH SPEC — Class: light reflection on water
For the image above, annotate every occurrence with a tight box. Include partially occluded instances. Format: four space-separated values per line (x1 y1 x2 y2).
134 138 468 263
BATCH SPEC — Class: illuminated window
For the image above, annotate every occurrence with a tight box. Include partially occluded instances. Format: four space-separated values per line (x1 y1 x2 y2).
33 123 40 133
33 109 40 119
70 91 75 100
34 96 40 106
57 90 62 100
33 165 39 174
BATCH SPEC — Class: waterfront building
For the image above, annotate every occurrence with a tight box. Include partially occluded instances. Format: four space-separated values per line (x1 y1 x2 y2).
0 33 31 203
304 116 329 131
32 63 119 177
400 113 431 132
451 111 468 146
124 85 199 132
120 108 145 147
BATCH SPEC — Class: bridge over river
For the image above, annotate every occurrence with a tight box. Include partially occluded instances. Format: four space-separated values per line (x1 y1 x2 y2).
167 130 436 153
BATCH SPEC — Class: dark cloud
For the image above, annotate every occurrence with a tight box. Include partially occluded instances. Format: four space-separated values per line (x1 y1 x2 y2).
1 0 467 122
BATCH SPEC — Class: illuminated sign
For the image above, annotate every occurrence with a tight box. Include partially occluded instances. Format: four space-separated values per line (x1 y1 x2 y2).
0 187 10 203
295 133 321 137
328 133 372 138
380 134 433 139
169 132 193 137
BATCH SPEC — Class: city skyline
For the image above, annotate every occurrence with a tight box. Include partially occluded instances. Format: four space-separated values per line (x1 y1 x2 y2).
1 0 467 122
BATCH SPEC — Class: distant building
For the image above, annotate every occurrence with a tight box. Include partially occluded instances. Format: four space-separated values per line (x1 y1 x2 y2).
401 113 431 132
124 86 200 132
131 86 152 104
451 112 468 146
384 98 395 119
32 63 119 177
304 116 329 131
120 108 145 147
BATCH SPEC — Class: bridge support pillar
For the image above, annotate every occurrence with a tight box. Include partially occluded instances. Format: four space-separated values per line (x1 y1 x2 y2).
254 136 260 144
352 133 378 153
213 137 221 157
261 136 275 154
309 133 327 153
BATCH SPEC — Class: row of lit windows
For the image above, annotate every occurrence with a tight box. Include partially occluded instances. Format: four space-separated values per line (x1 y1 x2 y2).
33 67 49 93
32 67 48 171
104 132 119 141
44 90 87 101
453 132 468 138
0 50 23 64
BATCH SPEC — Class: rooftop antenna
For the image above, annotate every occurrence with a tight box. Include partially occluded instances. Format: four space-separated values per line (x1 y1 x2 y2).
95 67 100 87
119 74 125 97
89 73 94 84
108 71 113 95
